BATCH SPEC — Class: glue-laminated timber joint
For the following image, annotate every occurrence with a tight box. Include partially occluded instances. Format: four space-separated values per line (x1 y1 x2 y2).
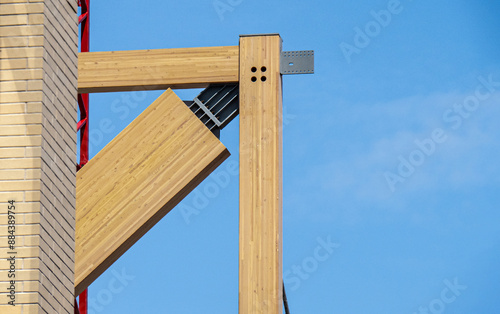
78 46 239 93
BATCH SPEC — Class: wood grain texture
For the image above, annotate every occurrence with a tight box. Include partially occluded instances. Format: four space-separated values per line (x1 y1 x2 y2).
78 46 239 93
75 89 230 295
239 35 283 313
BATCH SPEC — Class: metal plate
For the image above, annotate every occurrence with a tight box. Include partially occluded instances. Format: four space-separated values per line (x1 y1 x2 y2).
280 50 314 75
185 84 239 138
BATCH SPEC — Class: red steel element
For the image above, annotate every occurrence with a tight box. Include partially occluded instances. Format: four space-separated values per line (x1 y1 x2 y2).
76 1 90 313
78 12 88 24
78 289 88 314
77 0 90 169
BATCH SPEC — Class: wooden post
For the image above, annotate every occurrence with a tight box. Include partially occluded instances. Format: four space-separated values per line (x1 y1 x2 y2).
239 34 283 313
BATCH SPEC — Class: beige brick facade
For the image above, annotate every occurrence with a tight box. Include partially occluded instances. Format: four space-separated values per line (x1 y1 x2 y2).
0 0 77 313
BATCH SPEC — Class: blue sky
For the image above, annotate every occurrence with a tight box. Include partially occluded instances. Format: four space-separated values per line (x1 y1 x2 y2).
81 1 500 313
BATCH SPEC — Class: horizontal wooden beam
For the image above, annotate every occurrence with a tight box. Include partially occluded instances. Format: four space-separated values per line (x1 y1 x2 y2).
78 46 239 93
75 89 230 295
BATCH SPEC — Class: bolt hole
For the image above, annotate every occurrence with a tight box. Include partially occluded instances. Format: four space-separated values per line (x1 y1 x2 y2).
261 66 267 72
251 76 257 82
261 76 267 82
251 67 257 72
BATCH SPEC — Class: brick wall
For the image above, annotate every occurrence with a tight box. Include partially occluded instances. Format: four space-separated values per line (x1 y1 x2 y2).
0 0 77 313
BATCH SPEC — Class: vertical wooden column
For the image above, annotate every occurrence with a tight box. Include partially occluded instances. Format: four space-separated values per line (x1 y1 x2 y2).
239 34 283 313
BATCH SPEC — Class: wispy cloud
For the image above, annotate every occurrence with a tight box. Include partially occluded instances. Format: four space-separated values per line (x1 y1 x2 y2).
285 82 500 223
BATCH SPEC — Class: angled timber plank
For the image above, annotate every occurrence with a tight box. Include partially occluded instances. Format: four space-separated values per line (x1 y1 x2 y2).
78 46 239 93
239 35 283 313
75 89 230 295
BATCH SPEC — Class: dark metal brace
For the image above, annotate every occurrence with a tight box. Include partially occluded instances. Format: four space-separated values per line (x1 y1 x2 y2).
185 84 240 138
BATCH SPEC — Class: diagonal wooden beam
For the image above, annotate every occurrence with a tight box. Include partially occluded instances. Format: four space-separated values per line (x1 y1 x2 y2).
78 46 239 93
239 35 283 313
75 89 230 295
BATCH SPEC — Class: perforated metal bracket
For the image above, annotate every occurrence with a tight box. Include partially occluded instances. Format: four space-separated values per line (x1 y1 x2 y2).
280 50 314 75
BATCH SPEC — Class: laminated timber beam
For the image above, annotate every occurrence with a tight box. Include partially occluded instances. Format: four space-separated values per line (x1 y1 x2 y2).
78 46 239 93
74 89 230 295
239 34 283 313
